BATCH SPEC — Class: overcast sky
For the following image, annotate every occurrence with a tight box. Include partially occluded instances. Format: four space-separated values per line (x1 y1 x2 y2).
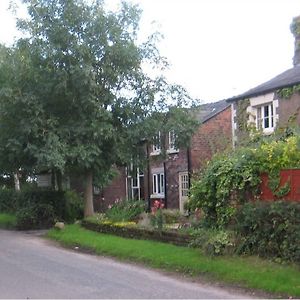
0 0 299 103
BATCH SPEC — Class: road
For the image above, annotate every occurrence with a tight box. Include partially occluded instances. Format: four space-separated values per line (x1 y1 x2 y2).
0 229 254 299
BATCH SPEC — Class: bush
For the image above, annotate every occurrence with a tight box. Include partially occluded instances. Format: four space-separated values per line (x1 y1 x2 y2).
16 203 55 230
105 199 146 222
162 209 182 224
189 228 235 256
15 189 83 229
187 134 300 229
0 189 18 213
235 201 300 263
63 190 83 223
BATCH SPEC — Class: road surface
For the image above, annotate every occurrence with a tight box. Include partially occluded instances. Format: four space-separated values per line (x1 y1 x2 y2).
0 229 254 299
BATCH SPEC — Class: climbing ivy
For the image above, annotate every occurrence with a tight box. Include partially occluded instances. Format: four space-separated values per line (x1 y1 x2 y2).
187 134 300 228
277 84 300 99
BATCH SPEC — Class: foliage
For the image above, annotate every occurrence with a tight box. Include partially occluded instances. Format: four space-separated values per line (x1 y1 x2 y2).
0 213 17 229
15 189 83 229
63 190 84 223
235 201 300 263
161 209 182 224
277 84 300 99
105 199 146 222
188 147 261 228
189 228 235 256
16 203 55 230
0 0 198 217
48 224 300 297
150 200 165 231
188 134 300 228
0 188 18 213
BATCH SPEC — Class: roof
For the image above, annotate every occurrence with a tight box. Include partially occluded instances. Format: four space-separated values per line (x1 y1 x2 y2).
226 64 300 102
192 99 230 123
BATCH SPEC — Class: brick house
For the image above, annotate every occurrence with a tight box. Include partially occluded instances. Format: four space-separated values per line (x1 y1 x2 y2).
227 15 300 146
94 100 232 212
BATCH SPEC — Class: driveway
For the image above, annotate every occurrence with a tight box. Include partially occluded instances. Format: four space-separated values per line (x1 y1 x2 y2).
0 229 254 299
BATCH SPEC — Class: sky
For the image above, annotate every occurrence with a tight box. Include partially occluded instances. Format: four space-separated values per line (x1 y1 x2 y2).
0 0 299 103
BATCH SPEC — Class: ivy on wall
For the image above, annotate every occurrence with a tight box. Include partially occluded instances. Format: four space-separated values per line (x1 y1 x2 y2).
276 84 300 99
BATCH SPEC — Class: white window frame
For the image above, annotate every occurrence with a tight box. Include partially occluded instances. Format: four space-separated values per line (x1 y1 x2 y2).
256 103 274 133
152 172 165 197
126 165 144 200
151 132 161 155
167 130 179 153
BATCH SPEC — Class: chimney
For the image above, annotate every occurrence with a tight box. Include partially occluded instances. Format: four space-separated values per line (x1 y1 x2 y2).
291 15 300 66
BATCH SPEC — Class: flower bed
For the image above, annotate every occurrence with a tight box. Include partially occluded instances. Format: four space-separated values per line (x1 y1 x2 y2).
81 219 192 246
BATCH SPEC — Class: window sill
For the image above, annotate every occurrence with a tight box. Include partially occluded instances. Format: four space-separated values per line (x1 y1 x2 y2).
150 151 161 156
150 194 165 199
167 149 179 154
262 127 275 135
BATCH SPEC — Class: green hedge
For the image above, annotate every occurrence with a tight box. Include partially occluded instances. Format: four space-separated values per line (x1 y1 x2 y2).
15 189 83 229
235 201 300 263
0 189 18 213
0 188 83 230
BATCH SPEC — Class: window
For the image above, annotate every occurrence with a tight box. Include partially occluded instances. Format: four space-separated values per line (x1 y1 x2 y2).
152 132 161 154
168 130 178 152
127 166 144 200
152 173 165 196
257 103 274 131
180 174 189 197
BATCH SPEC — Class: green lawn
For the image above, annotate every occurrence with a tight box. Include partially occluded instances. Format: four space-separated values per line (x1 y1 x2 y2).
0 213 16 229
47 224 300 297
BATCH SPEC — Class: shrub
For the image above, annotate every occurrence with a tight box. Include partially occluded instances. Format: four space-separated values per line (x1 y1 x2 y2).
235 201 300 263
187 148 261 228
105 199 146 222
189 228 235 256
0 189 18 213
187 134 300 229
63 190 83 223
162 209 182 224
16 203 55 230
15 189 83 229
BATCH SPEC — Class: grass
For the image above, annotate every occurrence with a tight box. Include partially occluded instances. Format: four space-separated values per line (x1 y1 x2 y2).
47 224 300 298
0 213 17 229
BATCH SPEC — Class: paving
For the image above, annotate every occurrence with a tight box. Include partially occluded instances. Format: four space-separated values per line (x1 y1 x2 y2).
0 229 255 299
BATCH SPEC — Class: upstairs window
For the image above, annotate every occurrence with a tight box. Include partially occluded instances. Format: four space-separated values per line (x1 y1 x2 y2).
151 132 161 154
168 130 178 152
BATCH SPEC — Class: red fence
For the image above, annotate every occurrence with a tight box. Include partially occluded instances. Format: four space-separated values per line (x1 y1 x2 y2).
260 169 300 201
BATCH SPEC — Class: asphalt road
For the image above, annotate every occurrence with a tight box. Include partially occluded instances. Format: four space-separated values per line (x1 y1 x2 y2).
0 229 253 299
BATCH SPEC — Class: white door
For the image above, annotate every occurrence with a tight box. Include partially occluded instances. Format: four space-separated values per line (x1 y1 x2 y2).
179 172 189 212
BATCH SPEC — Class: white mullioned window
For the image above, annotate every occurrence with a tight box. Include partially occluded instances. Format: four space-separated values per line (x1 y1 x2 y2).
168 130 178 152
152 132 161 153
152 173 165 195
257 103 274 130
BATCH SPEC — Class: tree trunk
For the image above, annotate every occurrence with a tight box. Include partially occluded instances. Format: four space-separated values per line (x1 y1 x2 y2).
13 172 20 192
84 169 94 217
56 170 63 191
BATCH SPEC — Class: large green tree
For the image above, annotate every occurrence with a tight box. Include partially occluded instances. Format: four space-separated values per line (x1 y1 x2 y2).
0 0 198 217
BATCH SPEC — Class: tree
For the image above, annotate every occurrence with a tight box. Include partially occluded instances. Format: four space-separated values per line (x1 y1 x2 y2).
0 0 198 217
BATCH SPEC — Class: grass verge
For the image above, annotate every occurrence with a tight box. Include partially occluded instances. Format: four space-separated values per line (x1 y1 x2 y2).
0 213 16 229
47 224 300 298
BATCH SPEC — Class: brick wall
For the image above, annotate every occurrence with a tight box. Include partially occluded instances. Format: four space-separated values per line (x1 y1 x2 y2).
278 93 300 127
165 150 188 209
190 106 232 172
94 167 127 212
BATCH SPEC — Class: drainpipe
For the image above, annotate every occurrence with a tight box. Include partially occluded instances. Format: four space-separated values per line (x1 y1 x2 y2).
163 161 167 208
187 146 192 189
146 144 151 212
